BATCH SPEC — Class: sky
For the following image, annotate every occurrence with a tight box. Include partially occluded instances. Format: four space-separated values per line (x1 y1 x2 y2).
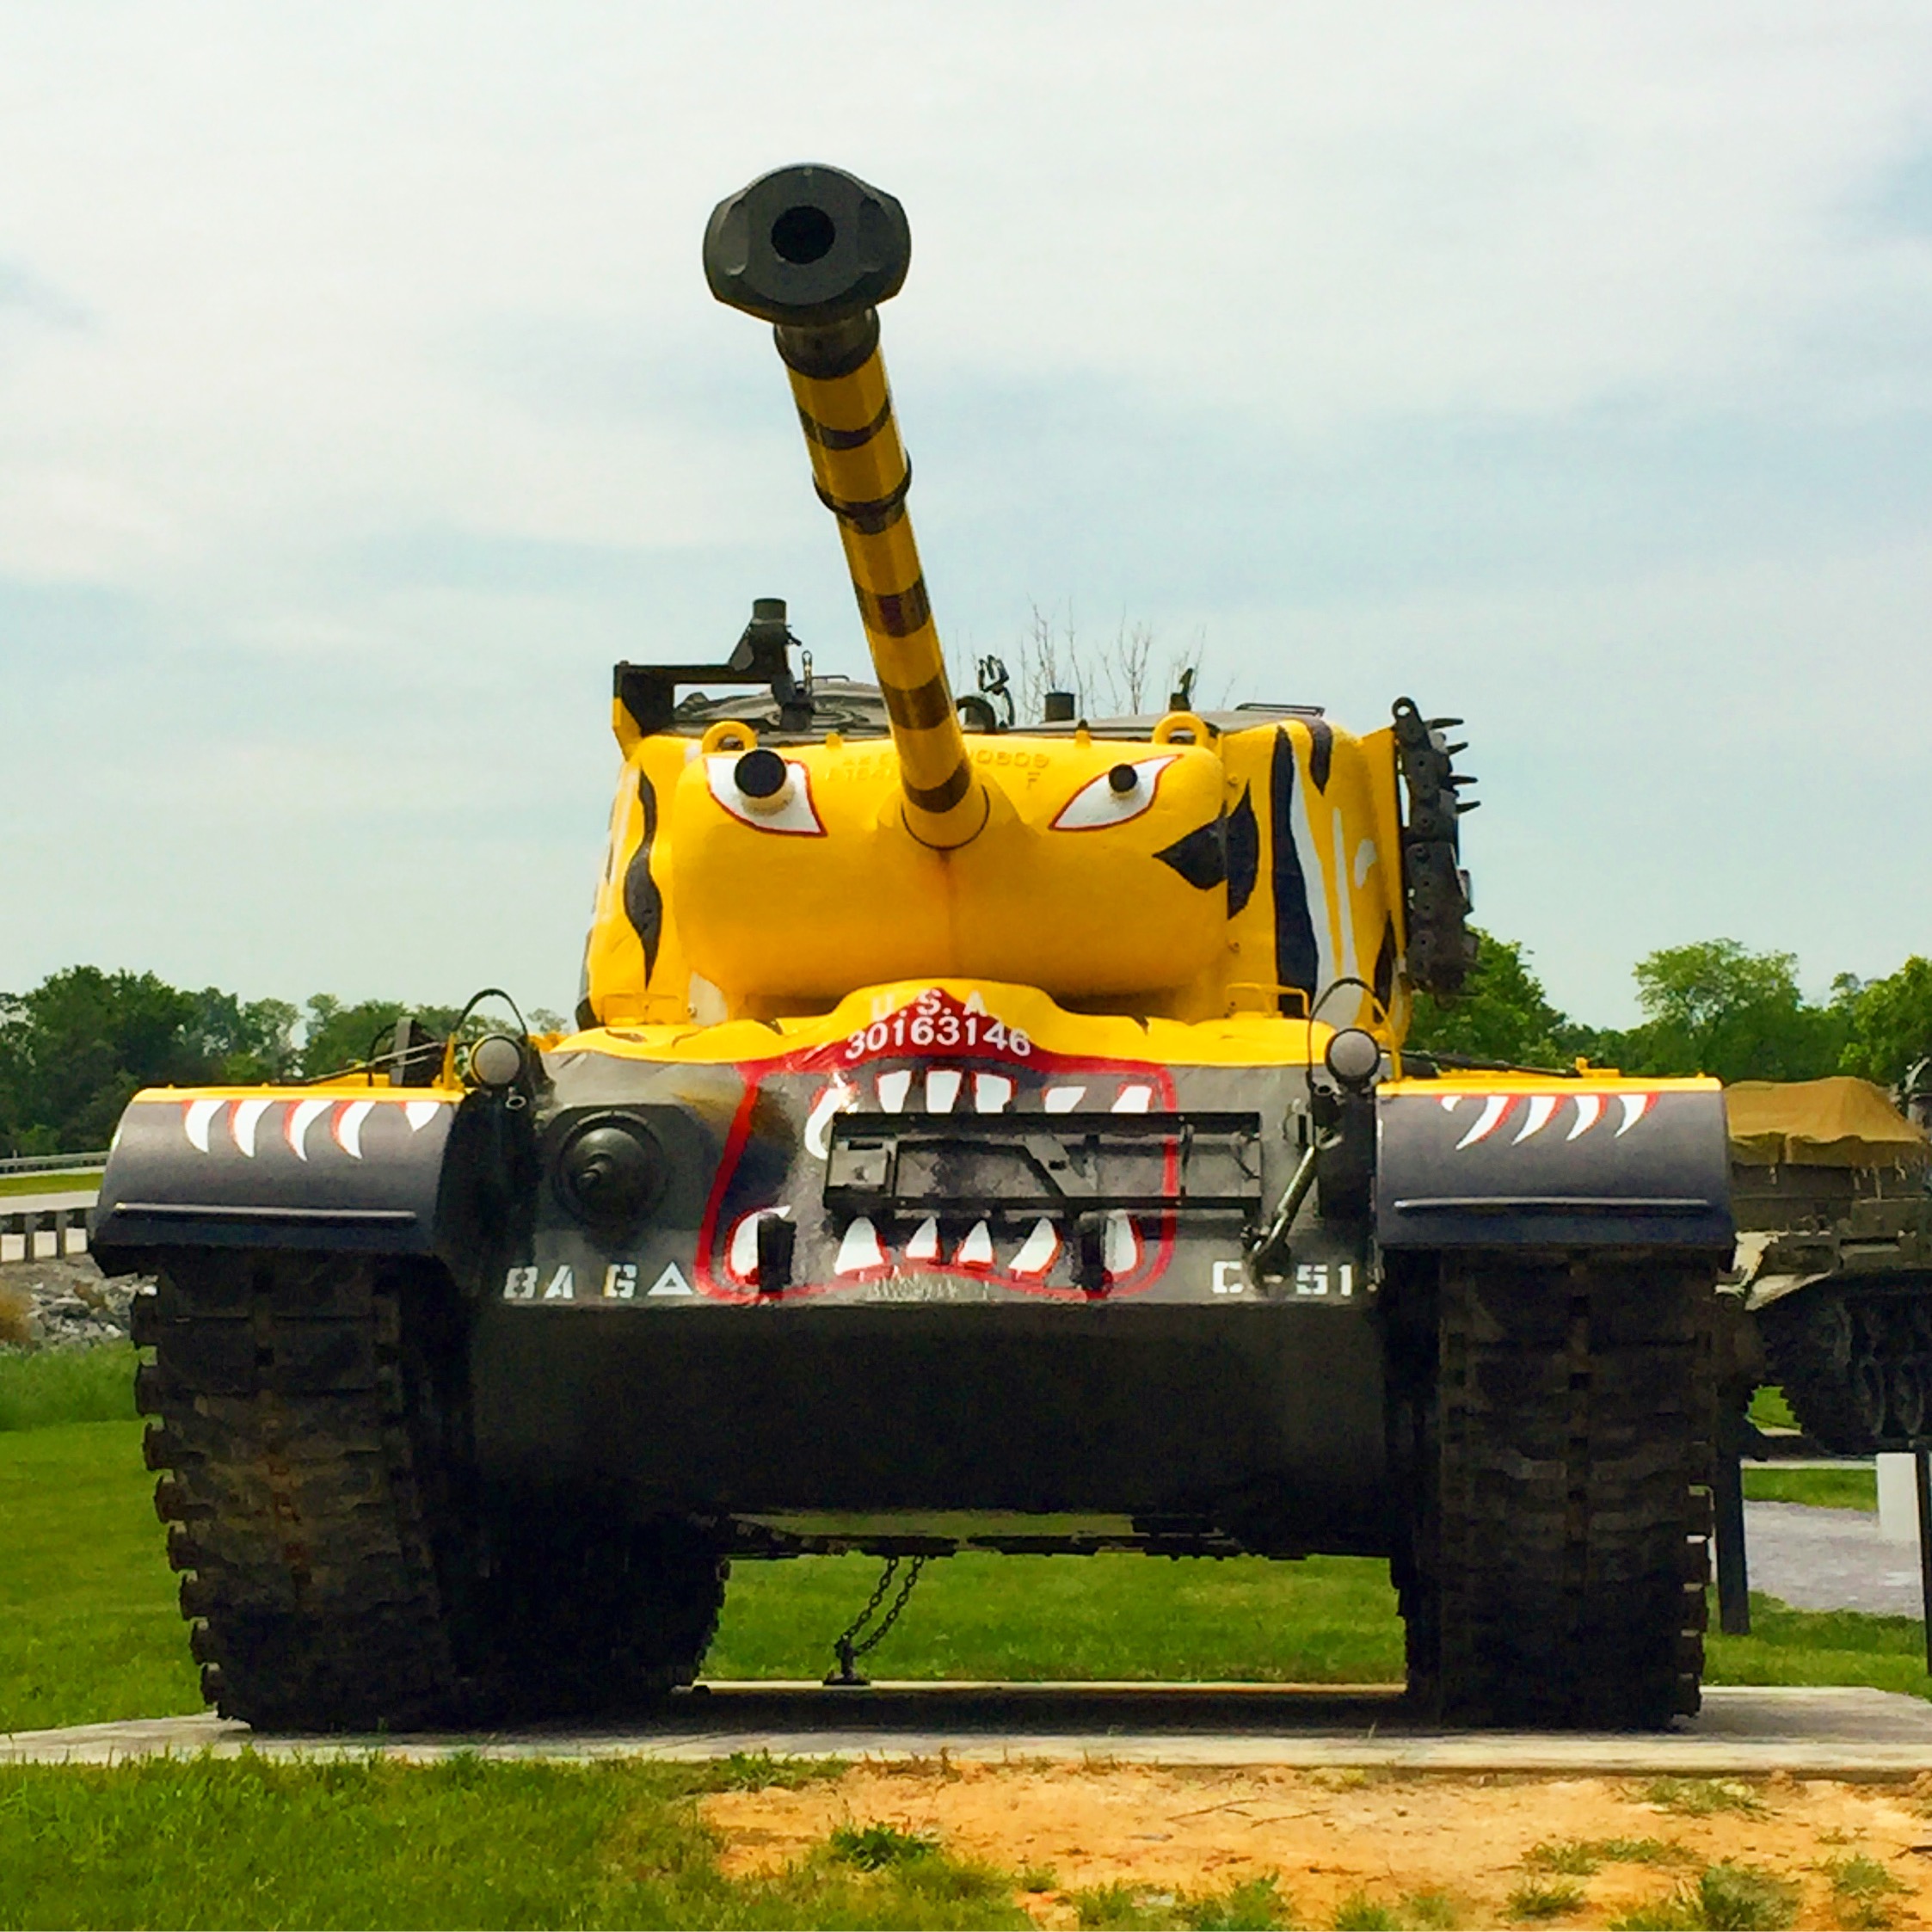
3 3 1930 1028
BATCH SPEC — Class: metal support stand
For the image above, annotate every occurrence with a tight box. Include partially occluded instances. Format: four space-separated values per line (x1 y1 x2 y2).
1917 1446 1932 1677
1714 1403 1750 1636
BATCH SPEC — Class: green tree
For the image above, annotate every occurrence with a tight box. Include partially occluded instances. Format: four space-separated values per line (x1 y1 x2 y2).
1834 956 1932 1089
297 996 412 1079
1618 939 1843 1083
0 967 298 1154
1405 929 1591 1068
296 995 472 1079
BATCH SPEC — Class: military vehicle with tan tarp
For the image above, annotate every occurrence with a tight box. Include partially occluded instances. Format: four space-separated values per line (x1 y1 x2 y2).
94 163 1733 1733
1730 1076 1932 1451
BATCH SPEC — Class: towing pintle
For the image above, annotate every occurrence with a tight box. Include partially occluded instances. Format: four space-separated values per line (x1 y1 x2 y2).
704 164 986 850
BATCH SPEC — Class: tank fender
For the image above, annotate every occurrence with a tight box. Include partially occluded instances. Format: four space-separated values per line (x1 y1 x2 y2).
92 1089 528 1288
1375 1079 1732 1250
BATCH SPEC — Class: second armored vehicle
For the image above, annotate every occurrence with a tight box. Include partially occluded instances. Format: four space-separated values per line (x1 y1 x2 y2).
1730 1076 1932 1451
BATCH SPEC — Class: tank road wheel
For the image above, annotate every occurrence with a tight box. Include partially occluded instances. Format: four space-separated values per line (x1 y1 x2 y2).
1387 1252 1715 1729
1759 1289 1888 1455
134 1250 726 1729
483 1504 728 1718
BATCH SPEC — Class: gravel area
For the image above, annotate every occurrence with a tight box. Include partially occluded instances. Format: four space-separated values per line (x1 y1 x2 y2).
1743 1498 1929 1618
0 1254 145 1351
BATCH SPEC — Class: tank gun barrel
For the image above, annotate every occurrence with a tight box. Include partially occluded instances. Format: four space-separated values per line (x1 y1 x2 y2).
705 164 986 848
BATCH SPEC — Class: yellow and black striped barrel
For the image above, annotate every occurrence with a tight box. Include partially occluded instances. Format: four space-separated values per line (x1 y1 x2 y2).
705 164 986 849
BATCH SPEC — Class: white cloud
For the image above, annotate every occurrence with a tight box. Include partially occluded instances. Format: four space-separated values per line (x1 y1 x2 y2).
1 2 1930 1019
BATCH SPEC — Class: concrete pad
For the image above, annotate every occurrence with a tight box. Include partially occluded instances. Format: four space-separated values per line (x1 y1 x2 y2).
7 1683 1932 1776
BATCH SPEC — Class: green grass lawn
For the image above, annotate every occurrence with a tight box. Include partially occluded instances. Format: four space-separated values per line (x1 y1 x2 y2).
1741 1465 1876 1511
3 1408 1927 1738
0 1422 202 1733
0 1754 1059 1931
0 1342 138 1432
0 1169 100 1199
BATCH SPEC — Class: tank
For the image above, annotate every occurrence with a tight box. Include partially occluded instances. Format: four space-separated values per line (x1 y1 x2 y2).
1727 1077 1932 1451
94 163 1734 1732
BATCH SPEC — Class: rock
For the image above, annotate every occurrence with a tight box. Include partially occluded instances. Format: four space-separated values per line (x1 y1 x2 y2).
0 1253 151 1351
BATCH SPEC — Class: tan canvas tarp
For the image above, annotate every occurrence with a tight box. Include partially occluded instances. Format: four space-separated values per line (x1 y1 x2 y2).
1726 1075 1931 1168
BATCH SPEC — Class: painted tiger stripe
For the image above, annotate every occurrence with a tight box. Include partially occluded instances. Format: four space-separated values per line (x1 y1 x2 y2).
797 394 893 452
813 471 910 535
858 578 932 640
902 761 974 814
880 668 953 729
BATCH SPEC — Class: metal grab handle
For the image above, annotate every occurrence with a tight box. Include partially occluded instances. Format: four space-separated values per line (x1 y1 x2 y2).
1248 1131 1340 1276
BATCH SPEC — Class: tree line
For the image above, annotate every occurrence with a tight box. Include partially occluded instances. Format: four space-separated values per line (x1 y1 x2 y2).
1408 936 1932 1092
0 968 563 1157
2 943 1928 1159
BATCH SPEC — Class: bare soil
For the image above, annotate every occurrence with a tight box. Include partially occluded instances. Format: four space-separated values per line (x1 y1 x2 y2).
703 1763 1932 1926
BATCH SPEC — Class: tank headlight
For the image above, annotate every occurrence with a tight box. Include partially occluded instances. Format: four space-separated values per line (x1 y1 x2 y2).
469 1033 526 1089
1324 1027 1382 1089
733 747 791 809
555 1115 668 1231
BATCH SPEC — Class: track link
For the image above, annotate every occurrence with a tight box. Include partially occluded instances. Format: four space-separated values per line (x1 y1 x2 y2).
1390 1252 1715 1729
135 1247 727 1730
134 1249 478 1729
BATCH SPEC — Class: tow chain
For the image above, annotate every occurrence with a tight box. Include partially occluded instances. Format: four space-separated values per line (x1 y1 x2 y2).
824 1555 928 1687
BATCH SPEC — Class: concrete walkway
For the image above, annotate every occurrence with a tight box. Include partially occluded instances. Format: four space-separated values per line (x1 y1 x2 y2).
8 1684 1932 1776
1744 1500 1928 1619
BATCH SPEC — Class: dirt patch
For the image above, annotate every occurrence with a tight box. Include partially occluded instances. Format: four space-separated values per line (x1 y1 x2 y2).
702 1763 1932 1926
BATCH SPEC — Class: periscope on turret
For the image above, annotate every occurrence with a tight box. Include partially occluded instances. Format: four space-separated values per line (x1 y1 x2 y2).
88 162 1736 1736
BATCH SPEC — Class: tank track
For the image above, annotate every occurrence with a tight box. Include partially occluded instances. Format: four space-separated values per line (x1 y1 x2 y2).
1760 1279 1932 1453
1388 1252 1714 1728
133 1247 726 1731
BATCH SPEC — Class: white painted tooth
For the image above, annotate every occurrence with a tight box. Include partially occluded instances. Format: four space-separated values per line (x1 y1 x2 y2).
925 1068 962 1113
974 1074 1012 1114
404 1099 442 1132
1454 1094 1511 1150
1439 1094 1463 1112
333 1099 376 1160
1043 1086 1086 1113
804 1079 856 1160
1566 1093 1603 1141
1011 1218 1060 1277
834 1216 887 1275
1512 1095 1559 1144
1103 1211 1141 1277
728 1213 761 1282
905 1215 941 1263
183 1098 225 1154
1616 1092 1653 1137
1112 1084 1154 1113
877 1069 914 1114
232 1098 274 1159
956 1219 995 1266
286 1098 330 1160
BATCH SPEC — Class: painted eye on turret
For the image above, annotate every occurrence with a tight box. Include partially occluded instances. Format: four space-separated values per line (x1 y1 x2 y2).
705 754 826 835
1050 754 1178 831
